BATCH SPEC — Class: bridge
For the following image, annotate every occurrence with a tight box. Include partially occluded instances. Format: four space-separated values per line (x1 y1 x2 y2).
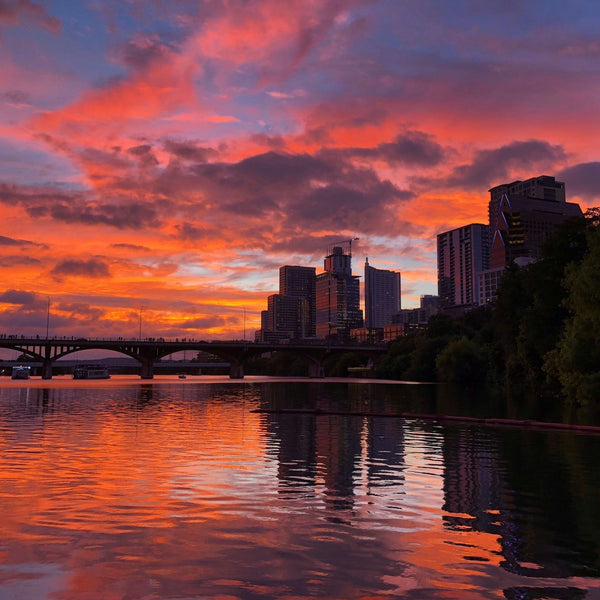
0 336 388 380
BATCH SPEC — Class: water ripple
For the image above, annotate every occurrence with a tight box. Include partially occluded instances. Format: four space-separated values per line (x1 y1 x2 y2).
0 380 598 599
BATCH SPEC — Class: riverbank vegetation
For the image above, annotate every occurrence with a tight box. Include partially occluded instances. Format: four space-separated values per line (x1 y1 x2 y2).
377 208 600 407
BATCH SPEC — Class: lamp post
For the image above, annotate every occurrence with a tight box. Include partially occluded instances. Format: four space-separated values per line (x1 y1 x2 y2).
46 296 50 339
138 306 144 341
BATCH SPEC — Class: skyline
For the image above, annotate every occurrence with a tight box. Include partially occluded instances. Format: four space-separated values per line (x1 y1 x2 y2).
1 1 599 340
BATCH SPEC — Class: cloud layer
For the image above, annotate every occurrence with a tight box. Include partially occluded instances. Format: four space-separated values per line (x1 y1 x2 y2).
0 0 599 339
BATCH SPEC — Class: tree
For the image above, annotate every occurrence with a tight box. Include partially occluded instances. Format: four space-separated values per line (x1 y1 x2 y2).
491 214 590 396
545 217 600 405
435 336 487 383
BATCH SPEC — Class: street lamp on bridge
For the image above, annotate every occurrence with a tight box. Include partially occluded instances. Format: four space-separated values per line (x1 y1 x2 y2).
46 296 50 339
138 305 146 341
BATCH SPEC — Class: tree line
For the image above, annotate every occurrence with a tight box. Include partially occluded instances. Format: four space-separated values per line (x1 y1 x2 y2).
377 207 600 407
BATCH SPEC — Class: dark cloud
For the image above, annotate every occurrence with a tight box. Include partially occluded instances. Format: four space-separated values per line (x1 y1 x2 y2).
248 134 287 151
0 308 45 331
0 234 34 246
299 126 333 146
127 144 159 168
57 301 106 322
223 197 278 217
557 162 600 202
377 131 445 166
128 144 153 156
0 289 36 305
32 132 71 154
79 146 132 170
290 180 413 234
444 140 567 189
0 89 31 106
1 182 161 230
232 151 335 187
0 255 41 266
161 150 416 239
163 140 219 163
118 34 173 70
323 130 445 167
167 151 331 217
173 222 216 241
51 258 111 279
5 131 418 256
176 316 228 330
33 200 161 229
0 182 79 207
111 242 150 251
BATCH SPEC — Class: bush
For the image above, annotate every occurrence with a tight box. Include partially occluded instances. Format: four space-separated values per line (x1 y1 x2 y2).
435 336 487 384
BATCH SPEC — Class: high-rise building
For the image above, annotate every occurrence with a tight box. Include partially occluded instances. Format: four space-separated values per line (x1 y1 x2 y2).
316 245 363 339
256 265 316 341
488 176 582 269
279 265 316 337
364 258 401 330
474 175 583 306
265 294 308 338
488 175 566 241
437 223 490 311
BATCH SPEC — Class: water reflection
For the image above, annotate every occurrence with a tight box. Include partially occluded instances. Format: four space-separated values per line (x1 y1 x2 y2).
0 379 598 599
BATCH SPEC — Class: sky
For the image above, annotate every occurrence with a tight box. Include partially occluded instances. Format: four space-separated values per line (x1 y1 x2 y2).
1 0 600 340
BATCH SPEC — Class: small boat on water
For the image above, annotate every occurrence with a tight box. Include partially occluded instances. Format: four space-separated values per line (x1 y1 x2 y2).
11 365 31 380
177 373 187 379
73 364 110 379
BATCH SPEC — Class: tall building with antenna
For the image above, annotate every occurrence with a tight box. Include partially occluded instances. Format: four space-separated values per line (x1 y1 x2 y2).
315 240 363 339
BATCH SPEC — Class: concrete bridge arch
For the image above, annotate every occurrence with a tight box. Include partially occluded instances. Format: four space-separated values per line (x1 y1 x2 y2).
0 337 387 379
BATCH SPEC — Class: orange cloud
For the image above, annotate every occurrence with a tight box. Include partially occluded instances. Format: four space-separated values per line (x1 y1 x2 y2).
30 54 197 135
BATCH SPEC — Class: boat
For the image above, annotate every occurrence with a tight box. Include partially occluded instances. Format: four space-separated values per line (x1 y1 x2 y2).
177 373 187 379
72 364 110 379
11 365 31 380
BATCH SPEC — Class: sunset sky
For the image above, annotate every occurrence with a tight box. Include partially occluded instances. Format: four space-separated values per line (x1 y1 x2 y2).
1 0 599 340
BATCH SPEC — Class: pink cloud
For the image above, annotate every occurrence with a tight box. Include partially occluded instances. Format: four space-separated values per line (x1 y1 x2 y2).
0 0 61 32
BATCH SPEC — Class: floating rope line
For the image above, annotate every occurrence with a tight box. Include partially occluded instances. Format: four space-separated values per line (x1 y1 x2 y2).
252 408 600 434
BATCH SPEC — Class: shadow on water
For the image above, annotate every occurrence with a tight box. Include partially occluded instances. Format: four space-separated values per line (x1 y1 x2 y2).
256 380 600 590
257 379 600 426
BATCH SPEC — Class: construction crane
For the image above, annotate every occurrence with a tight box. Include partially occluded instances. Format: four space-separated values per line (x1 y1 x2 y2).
327 237 359 257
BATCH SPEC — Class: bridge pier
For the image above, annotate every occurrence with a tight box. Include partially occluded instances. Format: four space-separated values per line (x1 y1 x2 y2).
42 357 53 380
307 360 324 378
229 359 244 379
140 359 154 379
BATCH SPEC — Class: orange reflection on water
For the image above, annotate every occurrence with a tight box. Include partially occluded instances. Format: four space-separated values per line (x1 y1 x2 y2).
1 381 598 599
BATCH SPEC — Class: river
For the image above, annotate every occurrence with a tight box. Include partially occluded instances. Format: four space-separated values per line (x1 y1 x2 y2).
1 375 599 599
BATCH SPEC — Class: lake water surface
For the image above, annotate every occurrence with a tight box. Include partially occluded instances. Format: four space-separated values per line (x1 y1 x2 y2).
1 376 599 599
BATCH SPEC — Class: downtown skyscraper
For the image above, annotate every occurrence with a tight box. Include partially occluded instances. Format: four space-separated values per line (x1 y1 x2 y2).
479 175 583 304
437 223 490 311
257 265 316 341
315 244 363 339
488 175 583 269
364 258 401 330
279 265 316 337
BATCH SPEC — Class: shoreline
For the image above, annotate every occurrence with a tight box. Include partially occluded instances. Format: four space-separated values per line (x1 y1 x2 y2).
0 374 429 388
